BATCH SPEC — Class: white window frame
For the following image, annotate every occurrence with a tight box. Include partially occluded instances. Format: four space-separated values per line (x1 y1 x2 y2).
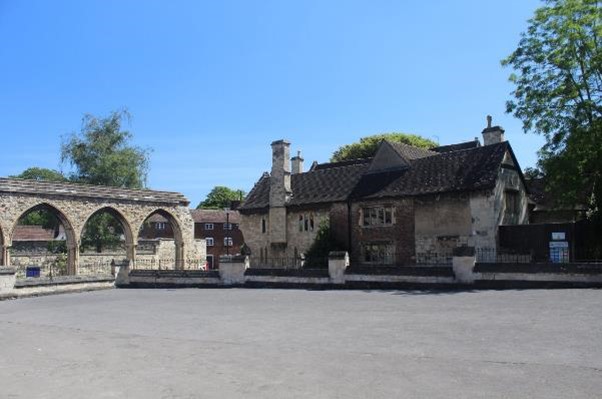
205 223 214 230
224 237 233 247
206 237 214 247
223 223 232 230
156 222 167 230
362 206 394 227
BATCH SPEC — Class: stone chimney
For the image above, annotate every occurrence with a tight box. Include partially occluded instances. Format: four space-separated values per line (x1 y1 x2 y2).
482 115 505 145
291 150 304 174
269 140 291 245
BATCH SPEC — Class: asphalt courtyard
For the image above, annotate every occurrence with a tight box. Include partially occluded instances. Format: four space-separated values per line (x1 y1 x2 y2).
0 288 601 398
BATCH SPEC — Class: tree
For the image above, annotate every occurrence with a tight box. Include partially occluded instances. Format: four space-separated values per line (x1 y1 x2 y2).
61 110 151 251
331 133 438 162
303 220 346 268
197 186 246 209
11 168 67 228
61 109 150 188
11 167 67 182
502 0 602 218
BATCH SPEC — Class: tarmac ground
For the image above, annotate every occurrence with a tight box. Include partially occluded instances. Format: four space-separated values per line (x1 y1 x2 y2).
0 288 601 398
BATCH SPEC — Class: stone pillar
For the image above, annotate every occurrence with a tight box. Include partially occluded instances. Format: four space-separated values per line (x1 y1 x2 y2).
219 255 248 285
68 245 80 275
452 246 476 284
126 243 137 268
328 251 349 284
1 245 8 266
0 267 16 294
176 242 185 270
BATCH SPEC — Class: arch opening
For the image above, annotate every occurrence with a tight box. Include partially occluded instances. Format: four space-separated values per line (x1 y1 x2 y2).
79 207 134 276
10 203 77 277
137 209 184 270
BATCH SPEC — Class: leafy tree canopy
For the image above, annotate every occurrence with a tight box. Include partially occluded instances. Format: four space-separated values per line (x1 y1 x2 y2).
11 167 67 182
197 186 246 209
331 133 438 162
304 220 346 268
502 0 602 218
61 109 150 188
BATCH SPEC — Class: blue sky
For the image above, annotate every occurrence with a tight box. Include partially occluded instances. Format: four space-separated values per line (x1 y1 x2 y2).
0 0 545 205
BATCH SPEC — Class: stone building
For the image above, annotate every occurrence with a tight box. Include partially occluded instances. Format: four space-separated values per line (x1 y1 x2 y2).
239 119 529 266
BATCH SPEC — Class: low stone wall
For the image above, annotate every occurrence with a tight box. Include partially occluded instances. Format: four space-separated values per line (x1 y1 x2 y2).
1 273 114 300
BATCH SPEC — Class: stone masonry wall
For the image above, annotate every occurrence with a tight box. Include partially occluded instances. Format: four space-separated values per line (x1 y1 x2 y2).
0 192 199 269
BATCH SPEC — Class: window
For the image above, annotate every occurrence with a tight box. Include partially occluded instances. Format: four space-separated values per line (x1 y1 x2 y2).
362 206 394 227
205 223 214 230
362 243 394 264
261 218 267 234
155 222 167 230
206 237 214 247
224 237 233 247
505 190 520 224
298 214 316 232
223 223 232 230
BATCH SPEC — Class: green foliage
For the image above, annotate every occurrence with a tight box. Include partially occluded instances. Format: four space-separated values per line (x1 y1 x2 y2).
11 167 67 182
303 220 345 268
502 0 602 217
331 132 438 162
47 240 67 254
18 208 59 230
197 186 246 209
61 109 150 188
80 213 125 253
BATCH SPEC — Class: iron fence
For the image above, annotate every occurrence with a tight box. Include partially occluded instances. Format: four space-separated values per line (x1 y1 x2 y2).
78 260 116 276
248 257 328 269
476 248 534 264
132 258 205 270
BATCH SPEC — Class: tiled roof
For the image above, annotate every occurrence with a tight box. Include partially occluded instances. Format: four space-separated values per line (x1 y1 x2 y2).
240 159 370 211
13 225 56 241
0 178 189 206
190 209 241 223
351 142 509 199
240 141 514 211
388 142 438 160
431 140 481 153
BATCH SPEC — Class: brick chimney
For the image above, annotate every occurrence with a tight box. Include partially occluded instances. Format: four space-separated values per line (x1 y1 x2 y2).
269 140 291 244
482 115 505 145
291 150 304 174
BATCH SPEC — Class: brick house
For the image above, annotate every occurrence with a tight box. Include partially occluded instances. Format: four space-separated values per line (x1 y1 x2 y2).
239 119 529 267
190 209 243 269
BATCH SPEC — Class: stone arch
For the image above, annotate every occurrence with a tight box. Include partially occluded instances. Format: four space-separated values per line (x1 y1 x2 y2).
80 206 136 262
139 208 185 269
10 202 78 274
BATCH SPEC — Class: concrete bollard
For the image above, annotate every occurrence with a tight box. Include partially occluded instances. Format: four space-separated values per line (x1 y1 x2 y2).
0 267 17 294
328 251 349 284
219 255 248 286
114 260 131 287
452 246 476 284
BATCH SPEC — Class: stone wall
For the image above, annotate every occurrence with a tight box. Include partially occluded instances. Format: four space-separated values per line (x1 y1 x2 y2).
0 190 199 270
240 206 331 265
415 194 472 257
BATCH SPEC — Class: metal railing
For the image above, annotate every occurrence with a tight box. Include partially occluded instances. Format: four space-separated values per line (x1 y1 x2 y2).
132 258 205 270
248 257 328 269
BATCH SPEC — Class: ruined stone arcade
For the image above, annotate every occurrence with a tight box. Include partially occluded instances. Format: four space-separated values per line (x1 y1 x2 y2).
0 178 203 273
